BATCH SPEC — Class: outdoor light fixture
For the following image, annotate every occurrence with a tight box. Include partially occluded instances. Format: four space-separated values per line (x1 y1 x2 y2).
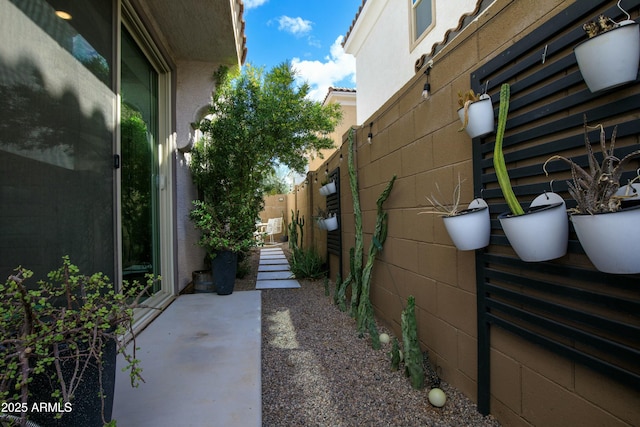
422 62 433 100
367 122 373 144
325 167 329 175
55 9 72 19
339 153 343 162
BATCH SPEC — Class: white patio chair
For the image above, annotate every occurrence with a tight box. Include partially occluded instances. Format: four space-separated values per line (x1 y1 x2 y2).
265 217 282 244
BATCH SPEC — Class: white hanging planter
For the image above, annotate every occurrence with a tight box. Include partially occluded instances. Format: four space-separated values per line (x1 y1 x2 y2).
323 215 339 231
570 184 640 274
457 95 494 139
441 198 490 251
319 181 336 196
574 20 640 93
498 192 568 262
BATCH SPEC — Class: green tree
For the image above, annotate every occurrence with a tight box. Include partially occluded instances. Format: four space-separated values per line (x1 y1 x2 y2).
190 63 342 254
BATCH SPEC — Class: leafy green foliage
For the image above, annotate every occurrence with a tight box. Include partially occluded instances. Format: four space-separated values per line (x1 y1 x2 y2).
0 257 155 426
290 247 326 280
190 63 341 255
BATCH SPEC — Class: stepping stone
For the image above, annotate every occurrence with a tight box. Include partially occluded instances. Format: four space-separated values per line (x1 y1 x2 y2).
258 264 291 272
259 259 290 265
255 279 300 289
260 254 287 260
257 271 294 280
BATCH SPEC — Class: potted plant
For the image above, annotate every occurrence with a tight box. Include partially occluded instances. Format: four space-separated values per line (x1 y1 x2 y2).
189 200 255 295
0 256 153 427
419 175 490 251
315 207 339 231
493 84 569 262
544 118 640 274
319 179 336 196
457 89 494 139
574 3 640 93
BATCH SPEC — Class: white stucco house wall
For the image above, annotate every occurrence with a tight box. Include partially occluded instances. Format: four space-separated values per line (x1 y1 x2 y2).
343 0 481 124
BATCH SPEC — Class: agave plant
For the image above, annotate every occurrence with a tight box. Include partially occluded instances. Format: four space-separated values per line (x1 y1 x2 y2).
544 117 640 214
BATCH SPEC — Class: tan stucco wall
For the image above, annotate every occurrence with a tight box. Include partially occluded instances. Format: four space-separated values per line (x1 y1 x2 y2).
305 0 640 426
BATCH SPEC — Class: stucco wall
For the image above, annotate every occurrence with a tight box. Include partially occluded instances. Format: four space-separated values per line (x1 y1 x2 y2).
312 0 640 425
174 61 218 290
344 0 478 125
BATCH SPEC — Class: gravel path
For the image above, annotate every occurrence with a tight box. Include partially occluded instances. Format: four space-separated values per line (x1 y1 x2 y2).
236 247 501 427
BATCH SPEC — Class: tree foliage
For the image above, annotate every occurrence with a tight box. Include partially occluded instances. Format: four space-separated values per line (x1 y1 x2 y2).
190 63 342 253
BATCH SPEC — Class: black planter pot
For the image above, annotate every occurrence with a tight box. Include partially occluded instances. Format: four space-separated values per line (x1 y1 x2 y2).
212 250 238 295
29 338 117 427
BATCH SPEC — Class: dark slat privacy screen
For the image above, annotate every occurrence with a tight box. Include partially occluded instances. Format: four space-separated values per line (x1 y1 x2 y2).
469 0 640 415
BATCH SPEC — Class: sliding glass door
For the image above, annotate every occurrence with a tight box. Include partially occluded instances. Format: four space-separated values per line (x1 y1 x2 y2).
120 27 160 296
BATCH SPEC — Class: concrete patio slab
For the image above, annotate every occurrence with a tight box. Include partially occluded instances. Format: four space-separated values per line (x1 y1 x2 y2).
112 292 261 427
255 279 300 289
257 271 295 280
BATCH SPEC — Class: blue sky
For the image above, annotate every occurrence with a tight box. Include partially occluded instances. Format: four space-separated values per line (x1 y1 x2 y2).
243 0 362 101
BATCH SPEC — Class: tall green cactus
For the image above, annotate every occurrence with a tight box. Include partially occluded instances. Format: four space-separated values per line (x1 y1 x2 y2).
347 129 364 316
402 295 424 389
493 83 524 216
288 209 305 252
357 175 396 348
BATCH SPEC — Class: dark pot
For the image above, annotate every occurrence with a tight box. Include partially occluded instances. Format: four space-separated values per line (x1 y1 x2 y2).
211 250 238 295
192 269 215 293
29 338 117 427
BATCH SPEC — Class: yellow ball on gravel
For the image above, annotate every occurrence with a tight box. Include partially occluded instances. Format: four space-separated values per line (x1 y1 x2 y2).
428 388 447 407
379 333 390 344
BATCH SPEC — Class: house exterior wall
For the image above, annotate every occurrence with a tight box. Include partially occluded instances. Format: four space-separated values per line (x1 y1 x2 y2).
311 0 640 425
0 0 245 309
344 0 479 125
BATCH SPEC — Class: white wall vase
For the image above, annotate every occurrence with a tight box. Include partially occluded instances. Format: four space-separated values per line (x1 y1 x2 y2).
498 192 568 262
574 20 640 92
319 181 336 196
457 95 494 139
441 198 490 250
570 184 640 274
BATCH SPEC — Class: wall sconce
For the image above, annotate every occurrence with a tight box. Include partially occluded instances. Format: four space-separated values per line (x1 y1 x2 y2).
422 62 433 100
367 122 373 144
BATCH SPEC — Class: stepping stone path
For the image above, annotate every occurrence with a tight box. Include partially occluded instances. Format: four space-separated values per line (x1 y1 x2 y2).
256 247 301 289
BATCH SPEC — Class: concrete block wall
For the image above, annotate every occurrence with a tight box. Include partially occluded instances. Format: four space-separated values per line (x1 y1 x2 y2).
304 0 640 426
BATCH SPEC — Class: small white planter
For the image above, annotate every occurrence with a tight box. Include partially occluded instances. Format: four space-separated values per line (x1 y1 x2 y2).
457 96 494 139
498 193 568 262
319 181 336 196
442 199 490 251
574 21 640 92
571 204 640 275
323 215 339 231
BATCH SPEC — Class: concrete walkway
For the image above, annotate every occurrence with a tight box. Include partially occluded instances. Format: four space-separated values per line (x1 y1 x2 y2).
256 247 300 289
112 291 262 427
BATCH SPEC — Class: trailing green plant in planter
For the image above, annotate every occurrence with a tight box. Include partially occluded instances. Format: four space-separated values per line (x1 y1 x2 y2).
544 118 640 274
0 257 155 427
493 83 568 262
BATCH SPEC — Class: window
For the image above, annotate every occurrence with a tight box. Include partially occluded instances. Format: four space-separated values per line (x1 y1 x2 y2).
411 0 434 42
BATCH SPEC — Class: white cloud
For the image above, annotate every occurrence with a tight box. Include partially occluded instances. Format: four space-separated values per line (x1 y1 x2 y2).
244 0 268 9
277 16 313 36
291 36 356 102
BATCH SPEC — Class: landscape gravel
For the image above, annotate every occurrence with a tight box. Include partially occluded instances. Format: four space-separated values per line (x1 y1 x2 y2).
235 247 501 427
